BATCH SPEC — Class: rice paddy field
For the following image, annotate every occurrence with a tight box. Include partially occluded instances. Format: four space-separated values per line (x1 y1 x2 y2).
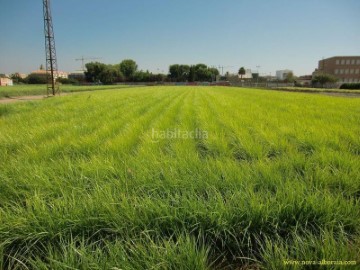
0 86 359 269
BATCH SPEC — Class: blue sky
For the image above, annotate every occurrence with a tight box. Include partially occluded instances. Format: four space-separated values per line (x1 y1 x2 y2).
1 0 359 76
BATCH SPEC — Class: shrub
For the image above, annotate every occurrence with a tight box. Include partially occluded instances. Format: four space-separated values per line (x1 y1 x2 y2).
57 78 79 85
340 83 360 90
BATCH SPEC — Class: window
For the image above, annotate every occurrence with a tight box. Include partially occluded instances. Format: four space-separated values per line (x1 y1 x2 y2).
336 60 340 65
355 69 359 74
341 59 345 65
350 69 354 74
339 69 343 74
357 60 360 65
346 59 350 65
345 69 349 74
335 69 339 74
351 59 356 65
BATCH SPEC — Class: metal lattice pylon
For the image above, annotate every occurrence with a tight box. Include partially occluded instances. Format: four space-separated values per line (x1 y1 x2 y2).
43 0 60 95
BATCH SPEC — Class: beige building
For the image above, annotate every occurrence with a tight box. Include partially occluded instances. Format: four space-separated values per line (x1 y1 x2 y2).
315 56 360 84
0 77 13 86
31 69 68 79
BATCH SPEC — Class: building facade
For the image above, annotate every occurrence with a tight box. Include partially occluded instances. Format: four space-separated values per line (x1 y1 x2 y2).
276 69 293 80
30 69 68 79
0 77 13 86
316 56 360 84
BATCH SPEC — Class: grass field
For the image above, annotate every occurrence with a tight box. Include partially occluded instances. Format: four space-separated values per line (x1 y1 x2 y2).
0 86 359 269
0 84 135 98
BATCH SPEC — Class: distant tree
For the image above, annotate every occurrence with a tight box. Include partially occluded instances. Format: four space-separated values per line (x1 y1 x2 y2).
188 66 196 82
85 62 107 83
169 64 190 82
284 72 295 83
179 65 190 81
208 67 220 81
99 65 121 84
133 70 147 82
10 73 25 84
169 63 218 82
312 74 338 88
25 74 47 84
40 64 44 70
238 67 246 79
193 64 212 81
119 59 138 81
169 64 180 81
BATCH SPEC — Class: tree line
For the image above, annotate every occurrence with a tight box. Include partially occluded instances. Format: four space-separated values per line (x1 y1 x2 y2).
168 64 219 82
85 61 221 84
84 59 167 84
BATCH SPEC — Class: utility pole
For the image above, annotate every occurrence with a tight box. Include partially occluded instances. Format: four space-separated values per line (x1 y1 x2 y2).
76 56 101 72
218 65 234 76
43 0 59 96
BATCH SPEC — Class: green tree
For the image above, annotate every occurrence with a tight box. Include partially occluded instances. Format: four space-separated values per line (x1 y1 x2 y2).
99 66 120 85
284 72 295 83
169 64 219 82
169 64 190 82
188 66 196 82
119 59 138 81
85 62 121 84
208 67 219 81
312 74 338 88
25 74 47 84
85 62 107 83
10 73 25 84
194 64 212 81
238 67 246 79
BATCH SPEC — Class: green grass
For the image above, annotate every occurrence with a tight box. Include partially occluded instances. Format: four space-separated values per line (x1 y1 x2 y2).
0 84 135 98
0 86 359 269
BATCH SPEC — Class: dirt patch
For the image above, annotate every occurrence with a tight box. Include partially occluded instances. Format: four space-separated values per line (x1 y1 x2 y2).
0 95 47 104
0 94 68 104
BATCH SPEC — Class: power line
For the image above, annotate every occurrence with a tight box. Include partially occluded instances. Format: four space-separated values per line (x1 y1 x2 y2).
75 56 101 72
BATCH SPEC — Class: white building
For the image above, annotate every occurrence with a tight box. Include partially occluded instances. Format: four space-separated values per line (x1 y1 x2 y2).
276 69 293 80
238 69 253 79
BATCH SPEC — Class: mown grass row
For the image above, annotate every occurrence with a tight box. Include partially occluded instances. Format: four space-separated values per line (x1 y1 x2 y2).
0 86 359 269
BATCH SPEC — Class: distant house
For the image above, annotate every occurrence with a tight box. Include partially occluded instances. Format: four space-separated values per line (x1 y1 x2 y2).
297 75 312 86
0 76 13 86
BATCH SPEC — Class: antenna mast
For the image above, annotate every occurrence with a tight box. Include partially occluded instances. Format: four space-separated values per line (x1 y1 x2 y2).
43 0 59 95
